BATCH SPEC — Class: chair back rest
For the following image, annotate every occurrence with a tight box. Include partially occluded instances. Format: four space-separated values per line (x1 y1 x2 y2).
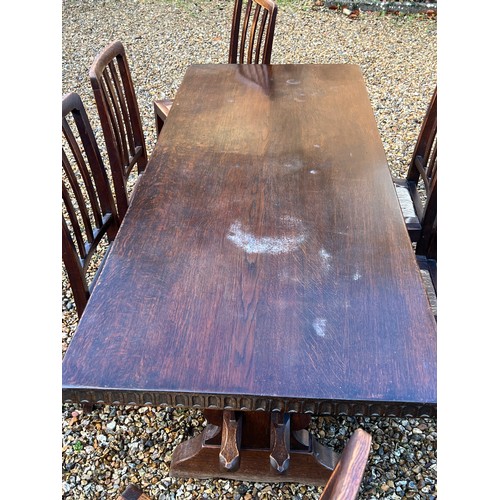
408 87 437 204
62 92 119 318
89 40 147 222
411 88 437 258
229 0 278 64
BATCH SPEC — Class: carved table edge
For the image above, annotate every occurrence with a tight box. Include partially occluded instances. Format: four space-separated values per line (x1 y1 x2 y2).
62 388 436 418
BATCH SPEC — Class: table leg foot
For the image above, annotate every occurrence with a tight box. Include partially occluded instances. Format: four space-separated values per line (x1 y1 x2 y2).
169 410 339 485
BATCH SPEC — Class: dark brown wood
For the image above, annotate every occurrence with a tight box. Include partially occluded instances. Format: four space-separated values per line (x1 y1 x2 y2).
118 484 150 500
417 255 437 320
406 89 437 319
229 0 277 64
393 87 437 243
219 410 242 470
415 172 436 258
63 65 436 418
89 40 148 223
63 63 435 485
170 409 339 485
153 98 173 136
319 429 372 500
62 92 119 318
414 181 437 320
120 427 369 495
270 412 290 472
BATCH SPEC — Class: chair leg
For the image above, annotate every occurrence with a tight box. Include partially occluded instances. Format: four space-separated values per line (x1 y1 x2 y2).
319 429 372 500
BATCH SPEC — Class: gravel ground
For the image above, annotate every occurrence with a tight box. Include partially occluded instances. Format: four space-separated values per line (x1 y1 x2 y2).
62 1 437 498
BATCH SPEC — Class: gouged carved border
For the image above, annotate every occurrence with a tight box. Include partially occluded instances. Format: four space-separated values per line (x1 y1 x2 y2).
62 389 436 418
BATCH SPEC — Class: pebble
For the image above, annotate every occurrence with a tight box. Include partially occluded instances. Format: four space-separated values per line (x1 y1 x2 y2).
106 420 117 431
62 1 436 498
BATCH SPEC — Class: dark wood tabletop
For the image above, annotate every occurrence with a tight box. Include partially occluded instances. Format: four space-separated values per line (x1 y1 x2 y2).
62 64 436 419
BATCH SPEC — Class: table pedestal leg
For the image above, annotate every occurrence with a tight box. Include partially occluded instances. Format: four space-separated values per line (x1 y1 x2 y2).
169 410 340 485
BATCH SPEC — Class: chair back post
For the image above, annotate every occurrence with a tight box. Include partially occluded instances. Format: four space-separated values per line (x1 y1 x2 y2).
89 40 148 222
261 0 277 63
62 218 89 318
62 92 119 318
229 0 244 64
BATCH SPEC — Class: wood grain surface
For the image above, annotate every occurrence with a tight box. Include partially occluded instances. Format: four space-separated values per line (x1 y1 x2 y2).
62 64 436 415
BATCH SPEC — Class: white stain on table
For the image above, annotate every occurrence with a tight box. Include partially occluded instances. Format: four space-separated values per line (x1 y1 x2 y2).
319 248 332 271
227 217 306 255
313 318 327 337
283 158 303 172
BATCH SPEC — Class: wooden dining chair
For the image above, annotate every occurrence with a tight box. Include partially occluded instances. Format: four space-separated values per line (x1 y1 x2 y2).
229 0 278 64
62 92 120 319
394 89 438 320
117 428 371 500
89 40 154 223
415 199 437 320
153 0 278 136
393 87 437 243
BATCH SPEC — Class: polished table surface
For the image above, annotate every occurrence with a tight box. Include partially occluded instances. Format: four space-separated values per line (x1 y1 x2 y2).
62 64 436 419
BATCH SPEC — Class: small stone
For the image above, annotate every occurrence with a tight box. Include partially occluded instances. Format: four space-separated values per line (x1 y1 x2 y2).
97 434 107 444
107 420 117 431
237 484 248 495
